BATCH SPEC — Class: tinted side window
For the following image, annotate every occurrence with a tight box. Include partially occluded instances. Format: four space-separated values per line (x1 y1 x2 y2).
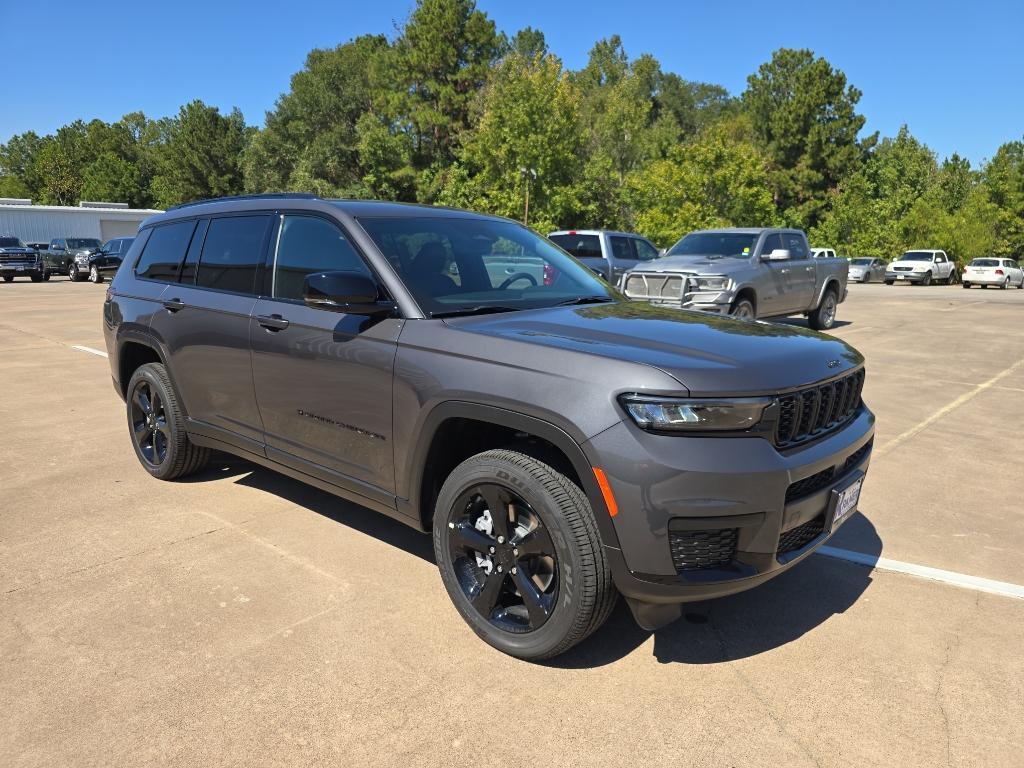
178 219 210 285
782 233 809 259
548 234 601 259
634 238 659 261
135 221 196 282
761 234 782 255
273 215 368 301
609 236 633 262
196 216 270 295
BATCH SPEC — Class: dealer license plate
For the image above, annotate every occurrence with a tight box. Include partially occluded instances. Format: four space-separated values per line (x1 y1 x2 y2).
832 478 862 529
897 274 905 280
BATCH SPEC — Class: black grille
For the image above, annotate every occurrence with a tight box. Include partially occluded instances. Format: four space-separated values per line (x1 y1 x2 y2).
784 440 873 504
775 369 865 447
777 515 825 555
0 253 36 264
669 528 738 572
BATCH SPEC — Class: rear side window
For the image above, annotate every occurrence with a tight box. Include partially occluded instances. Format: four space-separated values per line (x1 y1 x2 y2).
196 215 270 295
549 233 602 259
135 221 196 282
272 215 368 301
178 219 210 284
634 238 659 261
782 233 809 259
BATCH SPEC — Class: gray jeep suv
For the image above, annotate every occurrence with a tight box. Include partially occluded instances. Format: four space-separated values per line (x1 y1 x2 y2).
103 194 874 660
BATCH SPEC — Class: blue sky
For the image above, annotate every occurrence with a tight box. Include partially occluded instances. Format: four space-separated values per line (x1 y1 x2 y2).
3 0 1021 166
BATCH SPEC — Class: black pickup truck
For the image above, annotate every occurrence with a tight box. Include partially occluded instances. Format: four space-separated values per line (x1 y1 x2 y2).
0 236 47 282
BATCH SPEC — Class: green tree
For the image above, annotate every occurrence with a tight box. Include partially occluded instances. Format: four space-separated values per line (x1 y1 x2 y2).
509 27 547 60
743 48 875 228
624 126 777 246
982 138 1024 255
151 101 248 207
438 52 582 233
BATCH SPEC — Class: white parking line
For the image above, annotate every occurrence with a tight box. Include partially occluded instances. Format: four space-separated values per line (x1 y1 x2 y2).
71 345 108 358
817 546 1024 600
875 356 1024 457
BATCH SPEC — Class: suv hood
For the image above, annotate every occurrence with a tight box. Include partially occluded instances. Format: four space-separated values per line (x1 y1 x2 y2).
632 254 748 275
444 301 862 395
888 260 931 269
0 247 35 255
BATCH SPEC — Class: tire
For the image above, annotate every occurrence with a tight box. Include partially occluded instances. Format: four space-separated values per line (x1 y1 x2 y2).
126 363 210 481
920 272 932 286
947 271 959 285
30 273 42 283
2 275 13 283
730 298 756 320
884 280 894 286
89 265 103 283
1017 278 1023 289
962 282 971 289
1001 278 1009 290
433 448 617 660
808 288 838 331
41 271 50 282
68 264 81 282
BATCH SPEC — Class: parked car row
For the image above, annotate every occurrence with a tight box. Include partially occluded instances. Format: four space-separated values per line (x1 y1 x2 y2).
0 236 133 283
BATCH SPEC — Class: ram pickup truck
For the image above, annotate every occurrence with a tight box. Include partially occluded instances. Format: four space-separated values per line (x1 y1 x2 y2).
884 250 958 285
42 237 103 281
104 195 873 660
622 228 849 331
548 229 661 285
0 236 47 282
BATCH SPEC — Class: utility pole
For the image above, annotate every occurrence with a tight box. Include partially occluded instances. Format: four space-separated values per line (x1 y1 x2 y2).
519 166 537 226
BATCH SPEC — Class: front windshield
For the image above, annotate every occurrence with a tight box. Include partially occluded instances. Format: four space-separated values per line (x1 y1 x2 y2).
969 259 999 267
67 238 101 249
0 237 25 248
901 252 935 261
667 232 756 259
357 216 617 316
850 258 872 266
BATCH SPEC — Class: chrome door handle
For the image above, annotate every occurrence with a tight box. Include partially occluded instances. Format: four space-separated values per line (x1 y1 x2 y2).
256 314 289 331
780 268 790 274
162 298 185 312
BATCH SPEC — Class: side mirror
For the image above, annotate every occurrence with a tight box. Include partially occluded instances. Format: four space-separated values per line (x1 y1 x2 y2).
763 249 791 261
302 271 394 316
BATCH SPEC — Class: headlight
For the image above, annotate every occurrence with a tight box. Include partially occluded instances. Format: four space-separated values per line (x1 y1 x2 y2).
691 275 731 292
620 394 771 431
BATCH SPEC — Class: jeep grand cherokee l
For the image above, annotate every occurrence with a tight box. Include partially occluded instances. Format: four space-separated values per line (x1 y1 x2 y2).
103 194 874 660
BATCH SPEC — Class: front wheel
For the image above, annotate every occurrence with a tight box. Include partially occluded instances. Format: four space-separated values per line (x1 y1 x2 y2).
41 271 51 282
68 264 81 282
730 298 756 320
433 449 617 660
126 363 210 481
2 275 13 283
808 289 838 331
920 272 932 286
884 280 894 286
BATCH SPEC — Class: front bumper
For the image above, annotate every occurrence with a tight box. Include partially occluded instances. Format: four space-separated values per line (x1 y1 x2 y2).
586 406 874 614
1 264 43 276
962 275 1005 285
886 271 929 283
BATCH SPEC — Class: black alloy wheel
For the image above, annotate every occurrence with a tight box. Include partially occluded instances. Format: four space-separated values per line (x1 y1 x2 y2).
448 483 558 633
130 378 170 468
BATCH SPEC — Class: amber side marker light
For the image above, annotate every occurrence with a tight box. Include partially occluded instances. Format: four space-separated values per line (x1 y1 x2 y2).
592 467 619 517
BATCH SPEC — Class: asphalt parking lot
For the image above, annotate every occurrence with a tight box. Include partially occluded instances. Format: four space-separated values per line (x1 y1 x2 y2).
2 278 1022 767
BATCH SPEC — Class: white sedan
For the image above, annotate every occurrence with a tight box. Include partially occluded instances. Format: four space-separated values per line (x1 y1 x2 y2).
962 258 1024 289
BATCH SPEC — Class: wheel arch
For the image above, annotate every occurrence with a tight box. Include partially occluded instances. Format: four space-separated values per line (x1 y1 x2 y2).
732 286 757 313
401 401 622 550
814 277 841 308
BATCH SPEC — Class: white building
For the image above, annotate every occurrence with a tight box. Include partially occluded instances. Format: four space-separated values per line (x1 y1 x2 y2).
0 200 162 244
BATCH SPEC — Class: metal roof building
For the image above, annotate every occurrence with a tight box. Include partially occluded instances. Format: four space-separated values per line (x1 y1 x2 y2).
0 200 162 244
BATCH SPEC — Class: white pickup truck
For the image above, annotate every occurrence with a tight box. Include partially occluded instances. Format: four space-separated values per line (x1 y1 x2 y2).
884 250 958 285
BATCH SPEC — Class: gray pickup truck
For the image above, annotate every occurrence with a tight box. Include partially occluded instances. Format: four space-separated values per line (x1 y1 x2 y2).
622 227 848 331
548 229 661 285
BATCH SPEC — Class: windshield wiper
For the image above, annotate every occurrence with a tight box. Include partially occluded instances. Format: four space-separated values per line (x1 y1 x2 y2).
431 305 521 318
554 296 614 306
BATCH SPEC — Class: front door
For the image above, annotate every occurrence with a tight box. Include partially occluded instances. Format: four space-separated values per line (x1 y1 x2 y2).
250 213 400 502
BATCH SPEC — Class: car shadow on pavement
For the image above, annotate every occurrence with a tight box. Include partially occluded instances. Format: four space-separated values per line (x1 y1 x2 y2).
550 512 882 669
186 453 436 563
778 318 854 331
187 454 881 669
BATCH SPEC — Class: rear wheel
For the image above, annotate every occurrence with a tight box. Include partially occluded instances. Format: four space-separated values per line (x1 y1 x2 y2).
808 288 838 331
947 271 959 285
1001 278 1009 290
433 449 617 660
89 265 103 283
962 282 971 289
126 363 210 481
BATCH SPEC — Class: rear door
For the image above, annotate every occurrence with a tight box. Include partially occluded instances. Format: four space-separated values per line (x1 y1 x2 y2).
757 233 791 316
148 214 271 452
250 212 400 502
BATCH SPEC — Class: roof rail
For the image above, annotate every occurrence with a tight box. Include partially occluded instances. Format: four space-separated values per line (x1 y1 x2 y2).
166 192 321 212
